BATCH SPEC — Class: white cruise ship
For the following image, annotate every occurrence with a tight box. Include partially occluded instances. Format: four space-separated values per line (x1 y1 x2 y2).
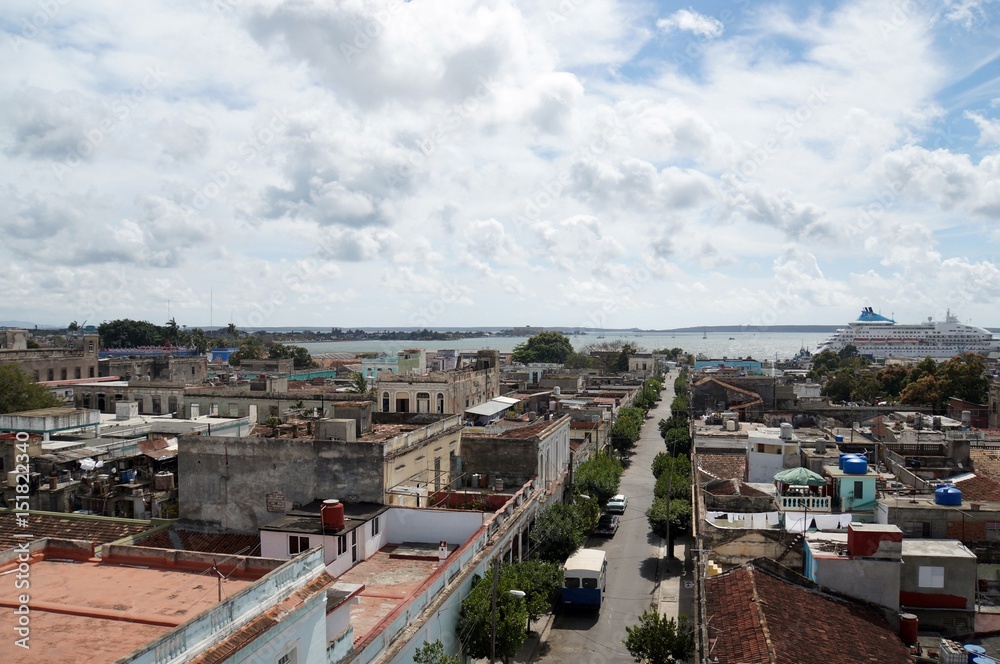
817 307 1000 359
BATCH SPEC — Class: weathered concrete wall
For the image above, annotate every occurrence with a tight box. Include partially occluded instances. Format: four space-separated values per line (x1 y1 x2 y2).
813 557 900 610
460 438 538 489
702 528 802 569
178 435 384 531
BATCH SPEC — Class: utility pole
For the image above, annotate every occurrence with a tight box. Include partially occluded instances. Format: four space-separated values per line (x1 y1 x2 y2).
665 472 672 563
489 557 500 663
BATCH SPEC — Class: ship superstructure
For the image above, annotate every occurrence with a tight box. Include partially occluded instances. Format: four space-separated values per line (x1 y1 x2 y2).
817 307 1000 359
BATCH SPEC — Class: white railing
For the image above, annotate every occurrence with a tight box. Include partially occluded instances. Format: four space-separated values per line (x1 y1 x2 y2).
778 496 831 511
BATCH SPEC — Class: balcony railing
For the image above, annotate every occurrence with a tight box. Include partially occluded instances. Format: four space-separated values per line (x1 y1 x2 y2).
778 495 831 511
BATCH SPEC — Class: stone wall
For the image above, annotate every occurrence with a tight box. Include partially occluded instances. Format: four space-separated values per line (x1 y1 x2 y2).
178 435 384 531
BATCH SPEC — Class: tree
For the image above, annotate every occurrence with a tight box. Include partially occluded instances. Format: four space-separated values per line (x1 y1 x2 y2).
98 318 164 348
268 343 316 369
900 374 942 408
822 367 858 403
611 407 645 456
808 349 841 380
189 328 210 354
510 331 574 364
563 351 597 370
876 364 910 397
613 342 638 372
413 640 460 664
647 497 692 556
0 364 63 414
164 317 180 345
508 560 563 631
623 610 694 664
226 322 238 340
456 566 529 663
654 455 691 502
529 503 586 563
348 371 371 394
850 371 882 404
229 336 264 366
939 352 989 404
67 321 79 332
573 453 624 507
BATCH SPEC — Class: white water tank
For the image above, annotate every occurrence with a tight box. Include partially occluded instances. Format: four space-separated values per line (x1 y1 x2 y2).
779 422 793 440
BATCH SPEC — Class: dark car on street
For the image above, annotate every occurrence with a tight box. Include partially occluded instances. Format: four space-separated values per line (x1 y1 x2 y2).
594 513 620 537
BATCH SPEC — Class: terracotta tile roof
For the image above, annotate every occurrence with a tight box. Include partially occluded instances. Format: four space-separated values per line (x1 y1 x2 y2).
698 453 747 482
972 449 1000 479
953 472 1000 502
705 478 768 497
462 419 556 440
706 564 912 664
0 511 153 551
134 529 261 556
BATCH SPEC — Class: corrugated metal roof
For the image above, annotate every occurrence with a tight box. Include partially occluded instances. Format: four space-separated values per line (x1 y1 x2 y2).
465 401 513 417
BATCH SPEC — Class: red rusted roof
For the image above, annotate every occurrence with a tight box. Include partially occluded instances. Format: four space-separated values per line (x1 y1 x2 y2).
698 453 747 482
133 529 261 556
0 511 154 551
705 564 912 663
138 437 177 460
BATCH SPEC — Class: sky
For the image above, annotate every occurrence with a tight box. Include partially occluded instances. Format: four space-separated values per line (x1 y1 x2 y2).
3 0 1000 331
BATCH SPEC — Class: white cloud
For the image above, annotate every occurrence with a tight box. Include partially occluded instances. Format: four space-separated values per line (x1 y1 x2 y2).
1 0 1000 328
656 9 724 40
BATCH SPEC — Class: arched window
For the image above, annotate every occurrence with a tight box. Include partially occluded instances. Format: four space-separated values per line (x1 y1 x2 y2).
437 393 445 414
416 392 430 413
382 392 390 412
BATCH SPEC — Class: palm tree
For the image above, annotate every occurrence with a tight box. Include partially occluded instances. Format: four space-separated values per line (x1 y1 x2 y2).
226 322 238 342
165 317 180 345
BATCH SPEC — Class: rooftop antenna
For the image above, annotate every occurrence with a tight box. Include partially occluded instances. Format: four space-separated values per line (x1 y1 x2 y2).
210 288 213 328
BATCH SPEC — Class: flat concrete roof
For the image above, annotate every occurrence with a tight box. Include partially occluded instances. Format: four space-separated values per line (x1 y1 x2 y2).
335 545 445 648
0 556 255 663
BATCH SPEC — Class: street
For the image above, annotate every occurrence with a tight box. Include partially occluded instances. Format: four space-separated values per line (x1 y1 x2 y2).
535 374 679 664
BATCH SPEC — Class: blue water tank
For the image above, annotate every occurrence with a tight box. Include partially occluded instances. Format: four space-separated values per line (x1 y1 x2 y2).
972 656 995 664
834 434 844 443
935 485 963 506
843 456 868 474
965 644 987 663
838 453 857 470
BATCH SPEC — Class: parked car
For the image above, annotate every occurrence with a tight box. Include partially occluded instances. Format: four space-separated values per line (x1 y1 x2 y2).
594 513 620 536
606 494 628 514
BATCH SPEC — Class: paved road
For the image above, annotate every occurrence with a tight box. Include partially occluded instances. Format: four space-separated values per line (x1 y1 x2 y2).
536 374 676 664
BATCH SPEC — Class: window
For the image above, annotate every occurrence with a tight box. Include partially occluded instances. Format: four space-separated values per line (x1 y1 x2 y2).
288 535 310 555
853 480 864 501
382 392 390 412
75 367 81 379
918 566 945 589
88 367 94 378
582 578 598 589
437 393 444 413
564 577 580 588
371 517 380 536
88 341 94 353
47 369 54 381
338 535 348 556
416 392 430 413
277 648 297 664
61 368 67 380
